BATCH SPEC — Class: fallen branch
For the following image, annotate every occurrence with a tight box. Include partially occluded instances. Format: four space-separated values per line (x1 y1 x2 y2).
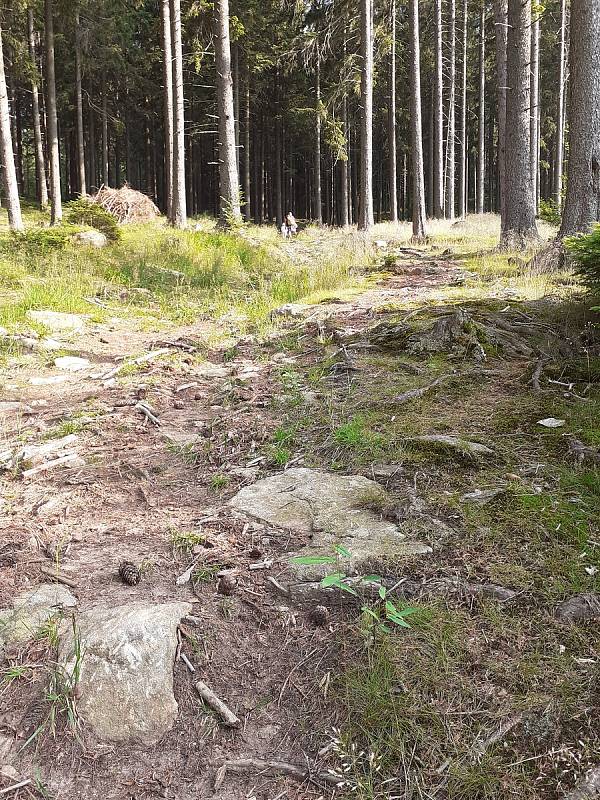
135 401 161 426
195 680 240 727
394 375 448 405
39 565 78 588
0 780 33 796
96 348 171 381
217 757 342 788
528 356 550 391
22 453 81 479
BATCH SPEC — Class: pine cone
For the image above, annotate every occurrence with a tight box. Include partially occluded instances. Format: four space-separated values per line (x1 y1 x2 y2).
118 561 141 586
217 573 237 596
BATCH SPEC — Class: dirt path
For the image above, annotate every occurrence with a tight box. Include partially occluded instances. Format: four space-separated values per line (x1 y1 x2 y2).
1 252 598 800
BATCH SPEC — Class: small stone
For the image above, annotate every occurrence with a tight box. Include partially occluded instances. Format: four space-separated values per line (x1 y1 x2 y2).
460 488 504 505
556 594 600 623
71 230 108 248
55 356 91 372
217 573 237 596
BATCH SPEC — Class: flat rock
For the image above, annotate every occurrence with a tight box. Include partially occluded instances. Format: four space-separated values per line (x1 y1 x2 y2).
60 601 191 745
196 362 233 379
26 310 87 333
408 435 495 459
29 375 69 385
556 594 600 623
71 230 108 248
229 468 432 581
461 488 505 505
54 356 91 372
0 584 77 657
0 402 34 416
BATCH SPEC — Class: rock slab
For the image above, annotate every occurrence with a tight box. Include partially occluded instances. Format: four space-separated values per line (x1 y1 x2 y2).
26 310 86 333
0 584 77 657
229 468 431 580
60 601 191 745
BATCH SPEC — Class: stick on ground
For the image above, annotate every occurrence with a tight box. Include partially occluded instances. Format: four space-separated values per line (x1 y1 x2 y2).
195 680 240 727
219 757 342 787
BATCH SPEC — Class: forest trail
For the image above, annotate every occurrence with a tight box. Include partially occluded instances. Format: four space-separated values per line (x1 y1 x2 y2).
1 241 599 800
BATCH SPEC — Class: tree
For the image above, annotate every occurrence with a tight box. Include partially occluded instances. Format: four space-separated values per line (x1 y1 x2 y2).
408 0 427 241
433 0 444 218
170 0 186 228
558 0 600 237
494 0 508 221
476 2 485 214
388 0 398 223
0 20 24 231
45 0 62 224
358 0 374 231
27 6 48 210
554 0 568 209
499 0 538 249
214 0 242 227
530 7 540 213
313 58 322 223
161 0 174 219
75 8 87 196
458 0 468 218
445 0 456 219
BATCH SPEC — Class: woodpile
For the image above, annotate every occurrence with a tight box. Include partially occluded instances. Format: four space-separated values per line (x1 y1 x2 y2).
92 184 160 224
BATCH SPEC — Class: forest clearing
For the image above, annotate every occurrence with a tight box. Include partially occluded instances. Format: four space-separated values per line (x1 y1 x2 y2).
1 0 600 798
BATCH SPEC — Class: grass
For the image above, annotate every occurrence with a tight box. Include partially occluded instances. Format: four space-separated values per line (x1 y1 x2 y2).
169 527 206 551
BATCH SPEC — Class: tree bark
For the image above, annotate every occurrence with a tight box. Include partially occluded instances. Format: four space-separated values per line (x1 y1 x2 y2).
0 21 23 231
102 89 109 186
170 0 187 227
214 0 241 227
477 2 485 214
75 9 86 195
433 0 444 218
161 0 173 218
27 7 48 210
494 0 508 222
44 0 62 224
559 0 600 237
530 10 540 214
445 0 456 219
358 0 374 231
554 0 567 209
340 90 349 228
458 0 468 218
408 0 427 241
388 0 398 223
313 58 322 223
243 64 251 220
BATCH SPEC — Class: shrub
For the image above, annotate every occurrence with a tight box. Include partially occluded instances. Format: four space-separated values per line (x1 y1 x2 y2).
564 224 600 294
66 198 121 241
0 226 76 254
538 199 561 226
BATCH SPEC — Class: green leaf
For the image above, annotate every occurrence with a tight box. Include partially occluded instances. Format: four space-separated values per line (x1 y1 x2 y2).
291 555 336 565
361 606 380 620
334 544 352 558
321 572 348 587
362 574 383 583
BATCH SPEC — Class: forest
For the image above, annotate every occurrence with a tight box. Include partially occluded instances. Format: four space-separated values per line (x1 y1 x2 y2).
0 1 599 800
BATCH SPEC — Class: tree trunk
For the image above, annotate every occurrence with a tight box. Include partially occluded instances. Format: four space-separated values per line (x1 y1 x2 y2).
494 0 508 222
44 0 62 224
161 0 174 218
0 21 23 231
499 0 538 249
445 0 456 219
530 10 540 214
458 0 468 218
313 59 322 222
358 0 374 231
214 0 241 227
554 0 567 209
170 0 187 227
243 65 251 220
102 90 109 186
388 0 398 223
27 7 48 210
559 0 600 237
477 2 485 214
340 91 349 227
433 0 444 217
75 10 86 195
408 0 427 241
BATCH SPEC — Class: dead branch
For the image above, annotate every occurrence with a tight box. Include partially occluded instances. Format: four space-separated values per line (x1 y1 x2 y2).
528 356 550 391
195 680 240 727
135 401 161 426
38 565 78 588
0 780 33 796
218 757 342 787
394 375 448 405
22 453 81 479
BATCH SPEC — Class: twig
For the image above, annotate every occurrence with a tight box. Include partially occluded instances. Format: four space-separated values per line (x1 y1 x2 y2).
218 757 342 787
38 565 78 588
135 401 160 426
195 680 240 727
266 576 291 597
528 356 550 391
22 453 80 479
0 780 32 796
180 653 195 673
394 375 448 405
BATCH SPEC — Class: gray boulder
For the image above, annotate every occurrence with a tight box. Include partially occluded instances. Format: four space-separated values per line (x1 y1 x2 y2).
60 601 191 745
0 584 77 658
71 230 108 248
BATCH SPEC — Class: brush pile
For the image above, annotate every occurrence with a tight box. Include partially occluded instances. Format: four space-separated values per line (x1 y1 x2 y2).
92 184 160 224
